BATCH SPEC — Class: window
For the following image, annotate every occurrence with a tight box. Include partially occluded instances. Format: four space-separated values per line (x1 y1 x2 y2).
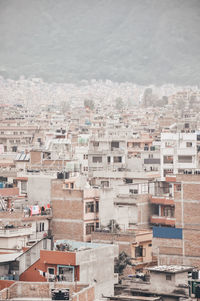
92 156 102 163
163 207 174 218
111 141 119 149
114 156 122 163
178 155 192 163
107 156 111 163
135 246 143 258
149 154 153 159
48 267 55 275
21 181 27 193
125 178 133 184
93 141 99 147
85 202 94 213
186 142 192 147
96 201 99 212
166 274 172 281
39 222 44 232
96 222 99 228
176 184 181 192
83 166 88 171
101 181 109 188
163 156 173 164
12 146 17 152
86 223 95 235
83 154 88 160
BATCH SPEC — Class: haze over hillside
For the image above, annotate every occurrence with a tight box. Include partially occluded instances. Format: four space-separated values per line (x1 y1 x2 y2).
0 0 200 85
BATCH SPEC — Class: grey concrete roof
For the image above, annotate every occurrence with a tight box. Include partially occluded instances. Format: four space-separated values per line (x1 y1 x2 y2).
0 252 22 263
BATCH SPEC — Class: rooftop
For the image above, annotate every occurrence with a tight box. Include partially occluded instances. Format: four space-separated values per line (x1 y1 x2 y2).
55 239 111 251
147 265 193 274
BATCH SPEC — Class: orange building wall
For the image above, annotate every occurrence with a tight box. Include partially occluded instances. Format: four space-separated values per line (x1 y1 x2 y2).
19 251 80 282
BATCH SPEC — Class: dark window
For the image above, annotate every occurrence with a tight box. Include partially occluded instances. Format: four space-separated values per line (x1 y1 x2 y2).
39 222 44 232
48 268 55 275
163 156 173 164
107 156 111 163
86 223 95 235
186 142 192 147
12 146 17 152
178 155 192 163
101 181 109 187
85 202 94 213
125 178 133 184
93 141 99 147
135 246 143 257
114 156 122 163
111 141 119 149
166 274 172 281
92 156 102 163
176 184 181 192
96 201 99 212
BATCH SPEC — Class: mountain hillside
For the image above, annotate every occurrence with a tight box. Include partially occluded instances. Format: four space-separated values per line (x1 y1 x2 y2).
0 0 200 85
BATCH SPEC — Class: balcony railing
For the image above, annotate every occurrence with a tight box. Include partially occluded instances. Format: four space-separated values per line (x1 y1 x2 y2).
150 196 174 206
0 226 32 237
150 215 175 226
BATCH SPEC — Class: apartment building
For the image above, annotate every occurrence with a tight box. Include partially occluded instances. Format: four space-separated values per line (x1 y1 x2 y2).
20 240 118 299
88 135 127 175
51 176 100 242
151 174 200 268
160 132 200 179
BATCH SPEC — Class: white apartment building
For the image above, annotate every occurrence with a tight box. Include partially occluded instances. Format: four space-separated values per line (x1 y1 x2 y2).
160 132 200 179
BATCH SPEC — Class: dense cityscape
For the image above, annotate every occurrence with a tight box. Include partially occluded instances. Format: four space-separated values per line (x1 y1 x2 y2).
0 80 199 300
1 0 200 300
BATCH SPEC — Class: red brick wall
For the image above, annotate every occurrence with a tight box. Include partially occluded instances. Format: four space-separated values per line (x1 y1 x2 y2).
52 220 84 241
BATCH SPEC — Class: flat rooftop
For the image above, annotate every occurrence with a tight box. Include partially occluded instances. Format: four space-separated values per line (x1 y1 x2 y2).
55 239 111 251
147 265 193 274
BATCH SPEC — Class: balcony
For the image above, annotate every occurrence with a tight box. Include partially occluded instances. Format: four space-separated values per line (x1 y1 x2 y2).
150 196 174 206
150 215 175 226
114 194 138 206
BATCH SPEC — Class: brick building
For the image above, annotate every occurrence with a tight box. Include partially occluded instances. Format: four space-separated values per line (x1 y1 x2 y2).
51 176 99 242
151 174 200 268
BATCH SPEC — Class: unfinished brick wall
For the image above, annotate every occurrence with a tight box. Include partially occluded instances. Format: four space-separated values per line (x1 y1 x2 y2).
51 180 84 241
6 281 91 300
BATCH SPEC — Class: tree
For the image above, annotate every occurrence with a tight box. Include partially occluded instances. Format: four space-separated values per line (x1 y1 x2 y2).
115 97 124 110
107 219 120 232
84 99 94 110
143 88 152 106
114 251 132 275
